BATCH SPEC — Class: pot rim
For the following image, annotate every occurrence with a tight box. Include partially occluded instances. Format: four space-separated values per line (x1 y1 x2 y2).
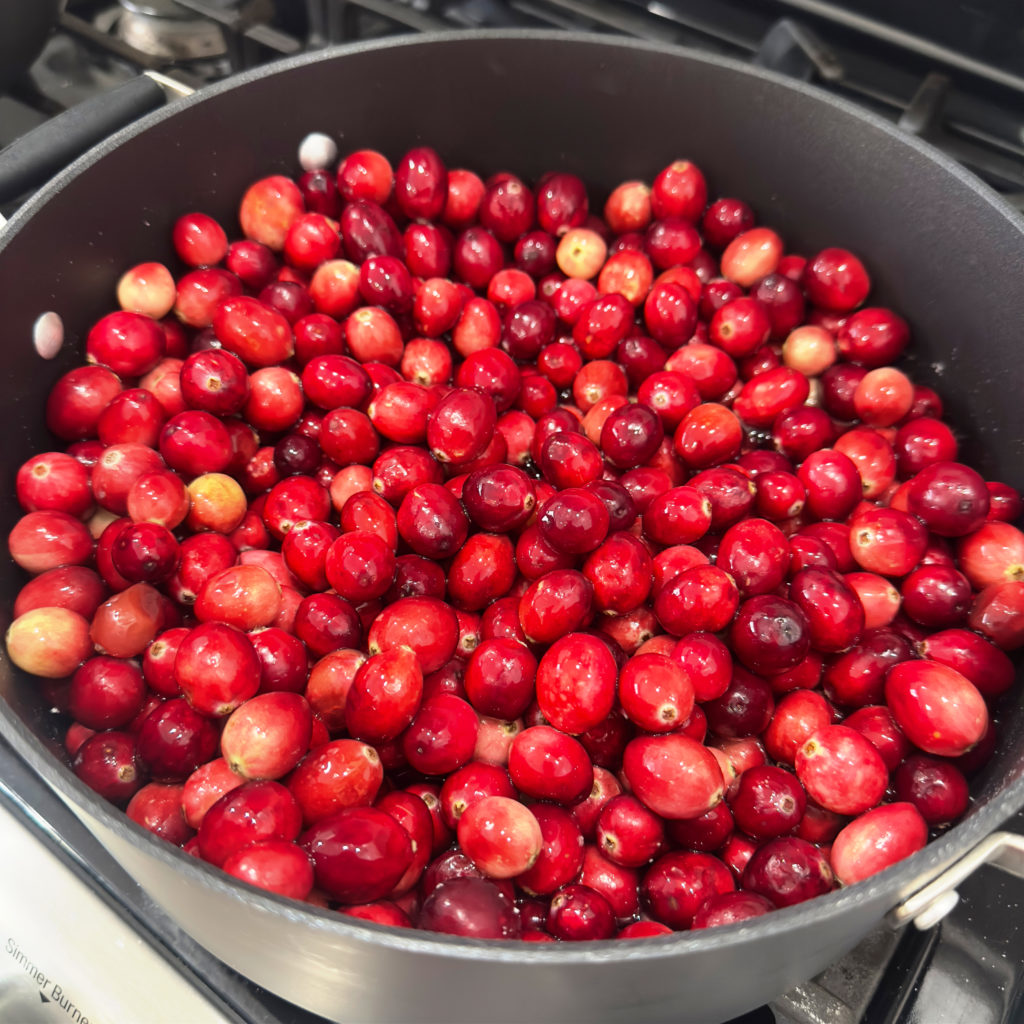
2 28 1024 964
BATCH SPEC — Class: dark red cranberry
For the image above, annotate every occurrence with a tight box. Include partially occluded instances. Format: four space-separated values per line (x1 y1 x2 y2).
729 765 807 839
728 595 810 676
741 836 835 907
641 851 735 930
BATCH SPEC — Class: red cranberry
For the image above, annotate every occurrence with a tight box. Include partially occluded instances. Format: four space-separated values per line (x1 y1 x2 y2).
795 724 888 816
547 884 616 941
418 876 520 939
802 247 871 311
535 632 617 736
836 307 909 366
701 198 755 249
830 802 927 886
622 733 724 820
135 697 219 782
641 851 734 930
741 836 835 907
702 667 775 739
301 806 413 903
906 461 990 537
72 730 145 806
728 595 810 675
885 660 988 757
893 754 970 826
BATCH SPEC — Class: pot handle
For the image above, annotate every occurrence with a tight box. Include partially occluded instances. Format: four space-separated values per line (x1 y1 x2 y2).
0 72 191 208
888 830 1024 930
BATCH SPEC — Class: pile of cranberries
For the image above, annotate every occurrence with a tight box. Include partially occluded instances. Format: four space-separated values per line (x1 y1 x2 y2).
6 140 1024 944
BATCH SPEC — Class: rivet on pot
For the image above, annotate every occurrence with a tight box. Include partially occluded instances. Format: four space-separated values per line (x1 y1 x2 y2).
299 132 338 172
33 312 64 359
911 888 960 930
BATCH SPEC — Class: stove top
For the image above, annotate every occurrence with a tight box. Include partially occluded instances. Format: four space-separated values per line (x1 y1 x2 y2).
2 3 1024 1023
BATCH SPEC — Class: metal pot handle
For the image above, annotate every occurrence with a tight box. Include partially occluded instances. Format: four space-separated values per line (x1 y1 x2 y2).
889 831 1024 930
0 71 193 209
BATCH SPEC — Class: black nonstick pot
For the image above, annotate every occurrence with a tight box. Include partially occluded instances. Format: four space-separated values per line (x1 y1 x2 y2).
2 31 1023 1024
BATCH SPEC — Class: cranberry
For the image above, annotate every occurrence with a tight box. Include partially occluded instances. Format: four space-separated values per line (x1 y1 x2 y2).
174 622 261 717
110 522 179 584
704 667 774 741
448 533 517 612
643 281 698 348
692 891 775 929
720 227 783 287
893 754 970 826
885 660 988 757
701 197 755 249
599 402 665 470
906 461 990 536
345 647 423 744
789 567 865 653
547 884 616 941
90 583 166 659
622 733 724 820
958 521 1024 588
670 632 732 702
9 510 94 575
796 724 888 816
728 595 810 676
642 486 712 548
509 724 598 802
457 795 542 878
763 690 832 766
829 802 927 886
72 730 145 806
918 627 1015 699
772 406 837 464
69 657 145 731
135 697 219 782
418 876 519 939
301 805 413 903
798 449 862 521
402 694 478 777
742 836 835 907
651 159 707 223
642 850 734 930
368 596 459 674
836 307 910 366
464 638 536 720
287 738 382 826
596 793 666 868
535 632 617 736
654 565 739 636
849 506 927 577
803 247 870 311
515 804 585 897
716 518 789 597
823 627 914 709
900 565 971 628
13 565 106 622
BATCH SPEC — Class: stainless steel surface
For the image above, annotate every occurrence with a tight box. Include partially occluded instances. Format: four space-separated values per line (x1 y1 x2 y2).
0 792 232 1023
